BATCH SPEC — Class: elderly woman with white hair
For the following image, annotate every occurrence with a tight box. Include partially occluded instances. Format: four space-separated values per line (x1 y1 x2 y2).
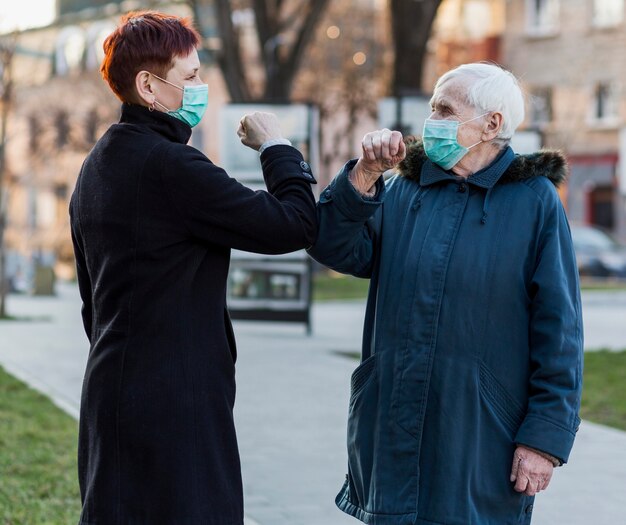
309 62 583 525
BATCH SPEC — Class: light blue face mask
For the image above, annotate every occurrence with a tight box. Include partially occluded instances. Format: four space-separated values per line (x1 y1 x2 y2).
152 74 208 128
422 113 489 170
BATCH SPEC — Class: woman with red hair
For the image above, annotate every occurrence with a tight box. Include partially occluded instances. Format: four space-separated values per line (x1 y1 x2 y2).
70 11 317 524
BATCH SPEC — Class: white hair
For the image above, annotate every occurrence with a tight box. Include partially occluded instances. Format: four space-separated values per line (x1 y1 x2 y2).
434 62 525 148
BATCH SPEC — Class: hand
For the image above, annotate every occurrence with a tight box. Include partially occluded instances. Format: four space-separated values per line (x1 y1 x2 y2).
510 445 554 496
237 111 283 151
350 129 406 195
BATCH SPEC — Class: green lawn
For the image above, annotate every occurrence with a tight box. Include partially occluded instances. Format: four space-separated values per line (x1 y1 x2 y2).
580 281 626 291
312 271 370 302
581 350 626 431
0 367 81 524
312 272 626 302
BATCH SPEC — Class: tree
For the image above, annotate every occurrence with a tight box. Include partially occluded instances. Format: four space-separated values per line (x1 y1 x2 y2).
0 36 14 317
389 0 443 96
188 0 330 102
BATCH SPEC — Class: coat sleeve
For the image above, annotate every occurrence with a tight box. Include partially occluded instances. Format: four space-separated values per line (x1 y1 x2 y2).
158 143 317 254
306 160 386 278
69 195 93 342
514 186 584 464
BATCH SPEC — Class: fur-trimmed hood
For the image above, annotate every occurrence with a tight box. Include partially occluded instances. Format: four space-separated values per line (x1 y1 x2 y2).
396 137 567 187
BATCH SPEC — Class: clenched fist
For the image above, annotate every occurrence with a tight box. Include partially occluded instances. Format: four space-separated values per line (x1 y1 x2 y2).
237 111 283 151
350 129 406 196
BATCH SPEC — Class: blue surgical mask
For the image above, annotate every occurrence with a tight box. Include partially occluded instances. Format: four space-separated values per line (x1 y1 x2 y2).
152 74 208 128
422 113 489 170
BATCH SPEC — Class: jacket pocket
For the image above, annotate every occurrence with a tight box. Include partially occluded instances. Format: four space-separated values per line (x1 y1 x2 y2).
346 353 378 509
224 308 237 364
479 363 525 436
349 353 377 407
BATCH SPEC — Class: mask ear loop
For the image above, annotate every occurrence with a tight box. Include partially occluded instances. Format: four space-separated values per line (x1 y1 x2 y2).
153 99 173 112
151 73 184 91
461 112 491 150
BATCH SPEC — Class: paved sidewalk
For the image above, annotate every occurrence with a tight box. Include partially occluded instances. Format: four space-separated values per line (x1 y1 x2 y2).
0 283 625 525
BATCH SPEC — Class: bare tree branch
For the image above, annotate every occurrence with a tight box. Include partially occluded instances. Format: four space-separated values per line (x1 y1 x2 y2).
189 0 330 102
262 0 329 101
188 0 252 101
389 0 443 96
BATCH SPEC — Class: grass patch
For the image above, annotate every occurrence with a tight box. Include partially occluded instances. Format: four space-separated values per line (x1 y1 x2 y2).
0 366 81 524
331 350 361 360
312 273 626 301
581 350 626 431
0 315 52 322
313 271 370 302
580 280 626 291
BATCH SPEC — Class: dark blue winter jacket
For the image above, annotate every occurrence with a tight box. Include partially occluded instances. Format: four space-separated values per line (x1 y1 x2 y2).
308 141 583 525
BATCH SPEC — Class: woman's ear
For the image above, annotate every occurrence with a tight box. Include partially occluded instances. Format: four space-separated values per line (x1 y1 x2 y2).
483 112 503 142
135 71 155 107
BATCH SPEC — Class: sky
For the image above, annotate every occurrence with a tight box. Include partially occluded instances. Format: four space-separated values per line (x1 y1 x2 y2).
0 0 56 33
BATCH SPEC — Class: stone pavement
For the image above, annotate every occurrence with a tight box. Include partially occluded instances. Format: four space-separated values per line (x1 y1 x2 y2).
0 283 625 525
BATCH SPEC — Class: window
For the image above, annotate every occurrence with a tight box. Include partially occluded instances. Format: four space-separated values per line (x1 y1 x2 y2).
55 26 85 75
591 82 620 124
84 108 98 145
29 115 40 154
529 87 553 127
55 110 70 148
593 0 624 28
85 22 116 70
525 0 560 36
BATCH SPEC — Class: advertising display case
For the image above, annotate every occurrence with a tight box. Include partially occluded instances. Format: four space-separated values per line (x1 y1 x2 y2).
219 104 319 333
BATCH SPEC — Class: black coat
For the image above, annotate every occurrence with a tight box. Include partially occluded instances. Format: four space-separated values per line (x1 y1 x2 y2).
69 103 317 525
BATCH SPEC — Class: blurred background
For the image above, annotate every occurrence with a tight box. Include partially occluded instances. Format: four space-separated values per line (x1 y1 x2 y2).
0 1 625 524
1 0 626 298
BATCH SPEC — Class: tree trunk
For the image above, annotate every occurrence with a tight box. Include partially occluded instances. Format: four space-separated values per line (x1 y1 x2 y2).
389 0 443 96
261 0 330 101
189 0 252 102
189 0 330 103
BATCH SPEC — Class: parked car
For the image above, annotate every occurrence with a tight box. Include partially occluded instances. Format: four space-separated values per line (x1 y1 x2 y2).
570 225 626 278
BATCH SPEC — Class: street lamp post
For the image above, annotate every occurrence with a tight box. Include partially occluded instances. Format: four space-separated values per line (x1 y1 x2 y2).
0 38 14 318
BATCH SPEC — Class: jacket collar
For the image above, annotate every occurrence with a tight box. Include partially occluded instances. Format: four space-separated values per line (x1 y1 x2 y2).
119 103 192 144
419 147 515 188
398 138 567 188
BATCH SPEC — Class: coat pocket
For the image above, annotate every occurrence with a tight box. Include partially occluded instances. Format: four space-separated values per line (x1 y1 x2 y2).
349 353 377 407
479 363 525 436
224 308 238 364
346 353 378 509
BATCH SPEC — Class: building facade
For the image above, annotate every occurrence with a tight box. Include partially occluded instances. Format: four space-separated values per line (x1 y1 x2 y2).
503 0 626 241
2 0 390 288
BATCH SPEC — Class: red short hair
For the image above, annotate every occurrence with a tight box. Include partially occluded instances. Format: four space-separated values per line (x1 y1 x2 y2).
100 11 201 103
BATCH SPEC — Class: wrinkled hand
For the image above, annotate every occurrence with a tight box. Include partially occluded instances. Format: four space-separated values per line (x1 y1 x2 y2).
237 111 283 151
510 445 554 496
350 129 406 195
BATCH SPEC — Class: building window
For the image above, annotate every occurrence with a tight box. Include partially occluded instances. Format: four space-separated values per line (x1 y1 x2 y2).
55 26 85 76
85 108 98 146
593 0 624 28
590 82 620 126
85 22 116 71
55 110 70 148
525 0 560 36
529 87 553 127
29 115 40 154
